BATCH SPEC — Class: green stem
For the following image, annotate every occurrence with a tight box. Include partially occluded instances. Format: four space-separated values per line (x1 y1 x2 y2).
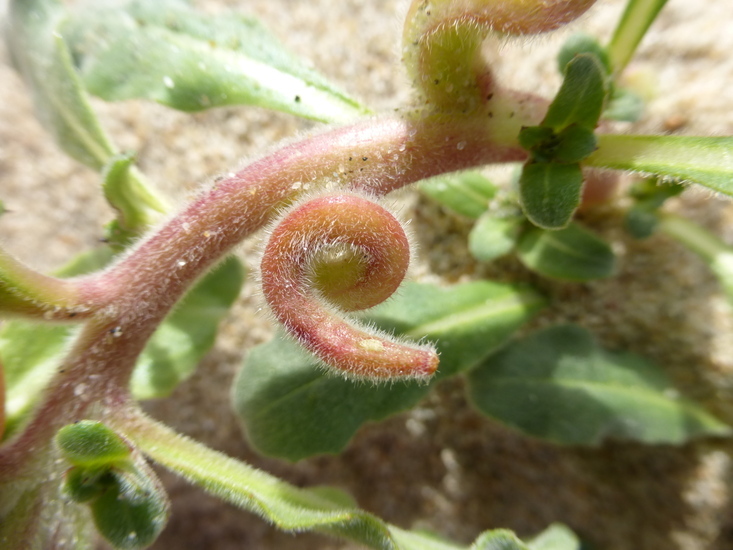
116 409 463 550
0 247 98 320
606 0 669 73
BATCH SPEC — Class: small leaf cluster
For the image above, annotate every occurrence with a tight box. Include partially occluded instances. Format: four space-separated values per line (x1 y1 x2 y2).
57 421 169 550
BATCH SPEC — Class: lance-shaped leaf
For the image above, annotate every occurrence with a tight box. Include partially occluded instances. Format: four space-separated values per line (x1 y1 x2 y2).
60 0 368 123
123 413 548 550
419 171 498 219
586 134 733 197
233 281 545 460
542 54 608 132
6 0 168 225
516 223 615 281
518 54 606 229
466 325 731 445
7 0 116 170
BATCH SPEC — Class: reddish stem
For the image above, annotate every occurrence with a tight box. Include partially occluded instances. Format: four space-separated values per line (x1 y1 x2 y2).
261 193 437 379
0 112 533 470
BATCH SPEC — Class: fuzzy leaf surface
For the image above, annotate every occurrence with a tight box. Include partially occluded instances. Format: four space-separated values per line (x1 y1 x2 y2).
368 282 546 379
542 54 607 131
516 223 615 281
519 163 583 230
468 214 524 262
234 281 545 460
586 135 733 196
7 0 116 170
233 333 430 460
466 325 731 445
419 172 498 219
61 0 367 122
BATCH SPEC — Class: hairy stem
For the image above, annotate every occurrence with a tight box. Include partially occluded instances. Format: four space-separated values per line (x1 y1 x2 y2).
0 247 105 320
0 110 536 469
402 0 597 109
261 193 437 379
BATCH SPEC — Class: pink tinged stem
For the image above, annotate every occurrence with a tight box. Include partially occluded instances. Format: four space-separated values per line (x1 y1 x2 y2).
0 247 107 321
261 193 438 379
403 0 598 109
0 114 522 468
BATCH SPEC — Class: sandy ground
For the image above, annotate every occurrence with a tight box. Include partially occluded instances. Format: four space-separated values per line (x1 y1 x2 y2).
2 0 733 549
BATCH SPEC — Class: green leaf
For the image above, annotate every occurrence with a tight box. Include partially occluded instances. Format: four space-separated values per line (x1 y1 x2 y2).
542 54 608 132
234 281 544 460
61 0 368 123
56 420 131 468
64 468 114 504
557 33 611 75
552 126 598 164
624 207 659 239
516 222 616 281
419 171 498 219
233 333 431 461
366 281 546 379
519 162 583 229
586 134 733 196
102 154 168 239
124 414 542 550
468 214 524 262
131 256 245 399
527 524 580 550
470 530 529 550
518 126 556 155
7 0 116 170
603 86 644 122
90 466 169 550
607 0 669 73
466 324 731 445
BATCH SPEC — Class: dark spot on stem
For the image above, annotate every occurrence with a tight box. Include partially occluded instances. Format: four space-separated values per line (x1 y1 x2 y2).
294 95 301 102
